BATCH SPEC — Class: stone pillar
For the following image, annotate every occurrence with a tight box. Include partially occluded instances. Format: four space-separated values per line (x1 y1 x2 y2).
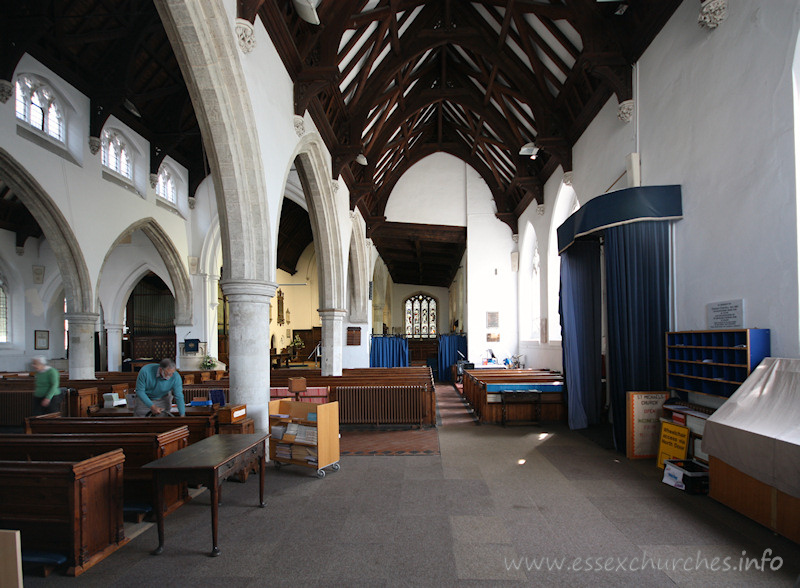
372 303 384 334
221 279 275 431
66 312 99 379
318 308 346 376
205 272 221 359
106 323 124 372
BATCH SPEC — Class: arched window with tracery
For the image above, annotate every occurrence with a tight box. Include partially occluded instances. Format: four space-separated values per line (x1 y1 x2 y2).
101 129 132 179
155 165 176 203
404 293 437 338
15 76 64 142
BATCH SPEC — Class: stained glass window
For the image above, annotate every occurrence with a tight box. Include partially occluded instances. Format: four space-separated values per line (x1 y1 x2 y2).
404 294 437 338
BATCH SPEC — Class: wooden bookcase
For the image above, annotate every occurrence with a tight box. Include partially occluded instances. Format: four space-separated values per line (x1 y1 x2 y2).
665 329 770 399
268 399 340 478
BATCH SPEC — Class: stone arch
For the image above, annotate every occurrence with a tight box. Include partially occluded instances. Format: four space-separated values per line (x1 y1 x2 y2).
348 213 370 323
0 148 93 316
291 133 347 312
156 0 272 285
98 218 192 326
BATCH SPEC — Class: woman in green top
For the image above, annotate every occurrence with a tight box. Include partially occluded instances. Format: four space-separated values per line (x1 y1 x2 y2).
32 356 62 415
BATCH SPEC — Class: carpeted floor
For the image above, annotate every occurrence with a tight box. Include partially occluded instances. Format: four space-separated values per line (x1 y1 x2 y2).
20 385 800 587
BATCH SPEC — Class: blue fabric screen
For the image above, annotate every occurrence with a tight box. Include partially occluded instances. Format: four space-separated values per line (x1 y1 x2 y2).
559 239 603 429
369 336 410 368
438 334 468 382
605 221 670 451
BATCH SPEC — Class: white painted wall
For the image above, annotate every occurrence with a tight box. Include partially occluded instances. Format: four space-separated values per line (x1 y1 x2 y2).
384 152 468 226
636 1 799 357
465 167 518 364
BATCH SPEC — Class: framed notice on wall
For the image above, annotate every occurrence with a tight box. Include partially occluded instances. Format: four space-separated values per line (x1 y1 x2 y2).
34 330 49 350
626 391 670 459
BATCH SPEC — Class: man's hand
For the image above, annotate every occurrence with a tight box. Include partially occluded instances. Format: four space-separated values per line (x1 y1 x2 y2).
150 405 163 415
41 397 51 407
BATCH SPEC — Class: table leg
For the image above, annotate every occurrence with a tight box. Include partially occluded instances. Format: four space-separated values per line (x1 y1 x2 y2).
151 473 165 555
259 443 265 507
209 480 220 557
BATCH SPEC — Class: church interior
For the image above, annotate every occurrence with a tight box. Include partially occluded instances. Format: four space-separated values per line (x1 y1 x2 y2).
1 0 800 585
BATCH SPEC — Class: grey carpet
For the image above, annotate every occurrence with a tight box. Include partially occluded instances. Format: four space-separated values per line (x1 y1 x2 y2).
22 423 800 587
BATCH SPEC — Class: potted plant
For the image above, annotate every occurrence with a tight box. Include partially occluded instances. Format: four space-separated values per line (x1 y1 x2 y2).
200 355 218 370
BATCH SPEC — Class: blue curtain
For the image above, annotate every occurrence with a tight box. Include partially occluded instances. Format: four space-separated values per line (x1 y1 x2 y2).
559 239 603 429
438 334 467 381
369 336 410 368
605 221 669 451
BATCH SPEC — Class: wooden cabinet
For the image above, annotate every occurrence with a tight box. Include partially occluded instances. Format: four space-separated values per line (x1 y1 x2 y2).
268 399 340 478
665 329 770 399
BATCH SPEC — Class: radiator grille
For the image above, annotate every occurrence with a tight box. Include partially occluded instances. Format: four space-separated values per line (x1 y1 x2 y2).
0 390 34 426
335 386 425 426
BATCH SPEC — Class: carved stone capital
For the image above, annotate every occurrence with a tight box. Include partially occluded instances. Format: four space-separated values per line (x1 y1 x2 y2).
15 246 24 256
536 204 546 216
698 0 727 29
331 179 340 194
149 173 158 189
293 114 306 137
512 234 519 243
618 99 634 123
188 196 196 209
563 171 573 186
0 80 12 104
88 136 101 155
235 18 256 53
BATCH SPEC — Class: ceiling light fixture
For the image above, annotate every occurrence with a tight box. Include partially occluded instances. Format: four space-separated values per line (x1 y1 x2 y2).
355 153 368 165
292 0 321 25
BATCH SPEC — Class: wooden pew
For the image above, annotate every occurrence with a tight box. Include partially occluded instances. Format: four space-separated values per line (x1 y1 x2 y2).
463 369 566 424
26 415 217 445
270 367 436 427
0 449 127 577
1 428 190 518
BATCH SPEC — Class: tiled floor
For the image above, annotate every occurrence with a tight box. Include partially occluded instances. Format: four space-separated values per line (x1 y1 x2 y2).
339 382 473 455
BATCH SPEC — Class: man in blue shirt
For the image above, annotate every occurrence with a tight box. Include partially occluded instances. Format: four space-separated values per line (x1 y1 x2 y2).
133 358 185 416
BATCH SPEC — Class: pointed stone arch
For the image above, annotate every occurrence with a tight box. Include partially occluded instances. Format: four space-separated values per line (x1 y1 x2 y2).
98 218 192 327
291 134 347 313
156 0 272 284
348 213 370 324
0 148 93 316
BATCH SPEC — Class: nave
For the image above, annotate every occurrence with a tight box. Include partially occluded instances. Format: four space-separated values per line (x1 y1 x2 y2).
23 401 800 587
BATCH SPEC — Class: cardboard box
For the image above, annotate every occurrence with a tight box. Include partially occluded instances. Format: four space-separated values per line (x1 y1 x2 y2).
218 404 247 423
288 377 307 393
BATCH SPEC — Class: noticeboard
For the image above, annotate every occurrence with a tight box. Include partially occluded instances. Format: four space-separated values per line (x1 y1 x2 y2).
657 421 690 468
626 391 670 459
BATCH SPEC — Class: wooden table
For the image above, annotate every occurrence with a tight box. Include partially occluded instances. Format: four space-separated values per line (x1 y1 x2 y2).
143 433 268 557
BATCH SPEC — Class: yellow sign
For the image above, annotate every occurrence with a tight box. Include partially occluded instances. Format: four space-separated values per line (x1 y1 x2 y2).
657 421 689 468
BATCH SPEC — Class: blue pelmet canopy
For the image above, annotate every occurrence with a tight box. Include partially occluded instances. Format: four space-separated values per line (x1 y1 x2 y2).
557 185 682 253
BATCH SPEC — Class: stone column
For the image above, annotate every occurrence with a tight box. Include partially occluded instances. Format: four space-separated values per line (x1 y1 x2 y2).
318 308 346 376
105 323 124 372
372 303 384 334
221 279 275 431
66 312 99 379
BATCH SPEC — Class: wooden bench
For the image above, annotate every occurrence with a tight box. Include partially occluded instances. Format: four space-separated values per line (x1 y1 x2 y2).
0 449 127 576
463 369 566 424
2 428 190 519
271 367 436 427
25 415 217 446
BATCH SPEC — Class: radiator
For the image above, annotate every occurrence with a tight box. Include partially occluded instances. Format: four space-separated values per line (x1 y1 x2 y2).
335 385 425 426
0 390 34 426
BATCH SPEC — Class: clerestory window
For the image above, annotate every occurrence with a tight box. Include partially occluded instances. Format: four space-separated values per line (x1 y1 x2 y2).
155 165 176 204
15 76 64 142
101 129 132 179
